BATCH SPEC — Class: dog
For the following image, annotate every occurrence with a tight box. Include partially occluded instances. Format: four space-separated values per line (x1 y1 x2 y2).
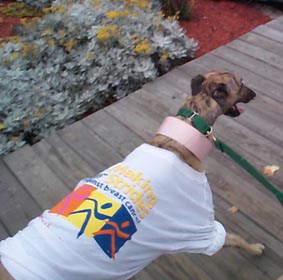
0 71 265 280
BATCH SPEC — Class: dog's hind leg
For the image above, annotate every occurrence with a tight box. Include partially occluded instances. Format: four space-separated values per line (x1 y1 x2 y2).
224 233 265 256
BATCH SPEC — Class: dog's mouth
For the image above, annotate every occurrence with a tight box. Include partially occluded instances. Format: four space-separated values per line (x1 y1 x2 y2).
225 85 256 117
225 104 242 117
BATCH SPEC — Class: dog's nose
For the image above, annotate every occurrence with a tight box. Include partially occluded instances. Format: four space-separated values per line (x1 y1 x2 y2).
250 89 256 99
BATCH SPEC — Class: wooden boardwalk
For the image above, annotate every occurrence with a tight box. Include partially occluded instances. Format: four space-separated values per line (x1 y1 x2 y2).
1 16 283 280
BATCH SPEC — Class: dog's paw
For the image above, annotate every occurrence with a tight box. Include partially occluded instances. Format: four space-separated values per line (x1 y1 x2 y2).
250 243 265 256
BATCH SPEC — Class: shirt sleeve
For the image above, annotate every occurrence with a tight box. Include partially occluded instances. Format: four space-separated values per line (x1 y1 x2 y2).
202 221 226 256
182 221 226 256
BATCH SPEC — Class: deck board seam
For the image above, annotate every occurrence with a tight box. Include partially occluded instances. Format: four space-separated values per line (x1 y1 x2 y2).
211 51 283 88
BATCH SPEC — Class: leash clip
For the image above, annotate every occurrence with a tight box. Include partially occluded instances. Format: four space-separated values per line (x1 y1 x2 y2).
205 126 214 137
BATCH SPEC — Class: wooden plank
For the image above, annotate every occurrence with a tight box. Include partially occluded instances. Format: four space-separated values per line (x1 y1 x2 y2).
189 249 270 280
144 67 192 96
252 24 283 44
212 46 283 86
0 221 9 239
189 54 283 103
266 19 283 32
0 159 42 235
105 92 162 141
58 121 122 172
83 110 143 157
4 145 70 210
135 254 214 280
228 39 283 70
240 31 283 57
33 134 95 190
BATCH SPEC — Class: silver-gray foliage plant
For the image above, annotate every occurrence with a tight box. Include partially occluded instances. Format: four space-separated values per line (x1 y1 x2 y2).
0 0 198 155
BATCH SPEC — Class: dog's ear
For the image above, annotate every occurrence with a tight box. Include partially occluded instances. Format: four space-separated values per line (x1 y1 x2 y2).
191 74 205 95
212 83 228 107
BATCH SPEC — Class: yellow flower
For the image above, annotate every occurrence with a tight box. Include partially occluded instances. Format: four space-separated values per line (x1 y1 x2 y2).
134 39 152 55
105 9 130 19
21 43 30 56
0 123 4 130
20 18 29 25
124 0 150 9
137 0 150 9
34 110 42 117
160 52 169 61
22 120 30 128
42 29 53 36
47 39 55 46
96 25 119 41
11 52 19 59
7 36 21 44
105 11 119 19
65 39 78 52
55 5 66 14
119 9 130 17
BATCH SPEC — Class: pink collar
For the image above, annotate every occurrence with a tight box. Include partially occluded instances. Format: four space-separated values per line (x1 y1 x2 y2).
156 117 212 160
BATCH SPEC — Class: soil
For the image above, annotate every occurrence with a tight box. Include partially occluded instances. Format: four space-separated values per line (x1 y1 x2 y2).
0 0 277 57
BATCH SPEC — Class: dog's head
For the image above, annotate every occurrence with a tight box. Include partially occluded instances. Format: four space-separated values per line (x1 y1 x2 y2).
191 71 256 117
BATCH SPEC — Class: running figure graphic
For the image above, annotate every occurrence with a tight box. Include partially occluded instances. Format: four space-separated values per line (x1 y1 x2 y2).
93 220 130 259
70 198 113 238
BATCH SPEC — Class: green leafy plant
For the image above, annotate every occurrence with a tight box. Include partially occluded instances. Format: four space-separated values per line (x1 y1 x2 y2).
159 0 194 20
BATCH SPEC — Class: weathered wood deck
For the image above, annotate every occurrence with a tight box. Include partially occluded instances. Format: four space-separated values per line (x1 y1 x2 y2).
1 16 283 280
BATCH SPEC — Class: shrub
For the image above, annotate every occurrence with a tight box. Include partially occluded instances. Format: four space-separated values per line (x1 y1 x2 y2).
159 0 194 20
0 0 198 156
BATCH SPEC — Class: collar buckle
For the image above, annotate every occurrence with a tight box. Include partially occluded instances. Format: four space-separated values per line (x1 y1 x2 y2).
187 111 199 122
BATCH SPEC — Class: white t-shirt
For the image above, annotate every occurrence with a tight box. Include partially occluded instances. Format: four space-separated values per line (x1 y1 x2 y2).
0 144 226 280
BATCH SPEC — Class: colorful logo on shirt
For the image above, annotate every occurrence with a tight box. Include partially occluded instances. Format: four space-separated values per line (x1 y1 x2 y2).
49 184 137 259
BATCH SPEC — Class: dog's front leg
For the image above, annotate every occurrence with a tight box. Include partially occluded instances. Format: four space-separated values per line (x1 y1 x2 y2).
224 233 265 256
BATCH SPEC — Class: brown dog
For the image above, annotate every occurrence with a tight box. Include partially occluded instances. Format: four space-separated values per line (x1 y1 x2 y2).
151 71 265 255
0 71 264 280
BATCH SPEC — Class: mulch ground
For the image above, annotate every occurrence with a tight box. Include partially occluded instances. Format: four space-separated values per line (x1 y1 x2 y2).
0 1 21 38
180 0 271 57
0 0 272 57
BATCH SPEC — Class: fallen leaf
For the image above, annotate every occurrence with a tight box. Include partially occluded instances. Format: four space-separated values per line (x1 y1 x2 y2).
262 165 280 177
228 206 238 214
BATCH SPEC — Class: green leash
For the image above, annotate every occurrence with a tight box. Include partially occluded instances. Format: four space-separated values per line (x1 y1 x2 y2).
178 108 283 206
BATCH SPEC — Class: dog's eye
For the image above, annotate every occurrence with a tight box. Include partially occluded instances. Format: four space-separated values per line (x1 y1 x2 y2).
217 83 227 92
